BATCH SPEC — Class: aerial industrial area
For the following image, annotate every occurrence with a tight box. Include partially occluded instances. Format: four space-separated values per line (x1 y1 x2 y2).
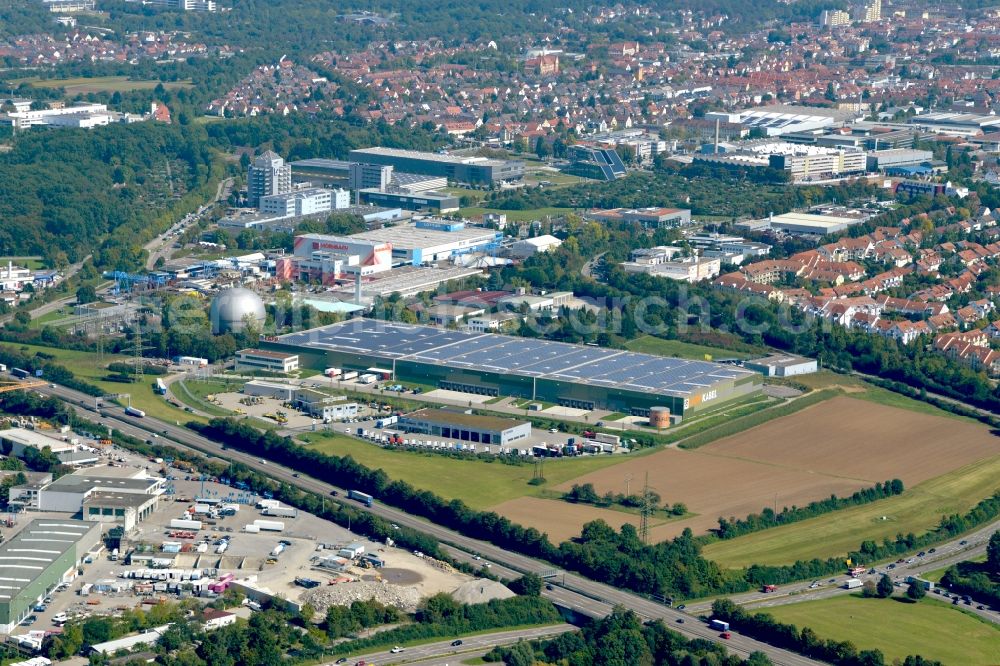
1 0 1000 665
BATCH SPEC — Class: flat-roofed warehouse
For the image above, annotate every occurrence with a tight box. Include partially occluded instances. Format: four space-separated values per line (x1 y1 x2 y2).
260 320 761 419
348 148 524 185
0 519 100 632
400 408 531 446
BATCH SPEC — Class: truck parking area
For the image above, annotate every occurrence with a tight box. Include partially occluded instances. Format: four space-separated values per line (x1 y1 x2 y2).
2 447 471 650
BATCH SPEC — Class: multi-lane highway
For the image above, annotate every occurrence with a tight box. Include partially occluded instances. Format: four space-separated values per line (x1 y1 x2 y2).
683 523 997 619
36 380 999 665
327 625 575 666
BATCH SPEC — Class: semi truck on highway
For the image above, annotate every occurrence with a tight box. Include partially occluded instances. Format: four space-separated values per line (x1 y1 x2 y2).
124 406 146 418
154 379 167 395
348 490 374 507
843 578 863 590
709 620 730 632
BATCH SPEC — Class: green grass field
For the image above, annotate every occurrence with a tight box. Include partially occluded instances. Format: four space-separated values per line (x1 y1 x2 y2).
624 335 755 361
172 379 239 417
765 594 1000 665
2 342 206 426
297 432 625 510
12 76 193 95
0 256 44 270
703 454 1000 568
458 206 573 222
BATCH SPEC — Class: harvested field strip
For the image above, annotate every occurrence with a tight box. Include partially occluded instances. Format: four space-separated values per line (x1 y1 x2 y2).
703 454 1000 568
676 389 839 449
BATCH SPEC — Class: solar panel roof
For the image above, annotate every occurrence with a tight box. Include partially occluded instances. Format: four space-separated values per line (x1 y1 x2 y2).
276 320 755 398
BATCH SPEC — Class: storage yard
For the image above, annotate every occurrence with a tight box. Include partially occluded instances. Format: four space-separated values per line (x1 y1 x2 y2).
0 444 475 648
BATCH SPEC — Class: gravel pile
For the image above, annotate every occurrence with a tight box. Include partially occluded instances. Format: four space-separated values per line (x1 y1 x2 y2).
301 581 423 613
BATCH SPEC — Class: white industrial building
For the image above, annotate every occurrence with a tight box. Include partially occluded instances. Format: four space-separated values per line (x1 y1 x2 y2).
706 105 861 137
510 235 563 258
696 141 867 181
345 220 502 265
745 354 818 377
1 104 112 131
0 427 99 467
243 380 297 401
10 467 164 525
259 187 348 217
759 211 867 236
622 255 721 282
294 389 359 420
235 349 300 374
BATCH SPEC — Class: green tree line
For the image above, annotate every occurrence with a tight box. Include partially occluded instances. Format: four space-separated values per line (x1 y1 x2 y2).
713 480 904 540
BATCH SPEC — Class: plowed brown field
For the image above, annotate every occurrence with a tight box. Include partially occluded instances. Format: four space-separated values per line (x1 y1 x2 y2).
492 397 1000 543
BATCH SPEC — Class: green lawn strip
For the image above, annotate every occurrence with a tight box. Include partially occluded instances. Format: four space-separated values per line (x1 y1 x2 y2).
675 390 838 450
624 335 756 361
28 307 76 329
172 379 236 418
764 594 1000 665
12 75 193 93
0 255 44 270
297 432 624 509
1 341 204 424
853 383 979 423
703 454 1000 568
458 207 573 222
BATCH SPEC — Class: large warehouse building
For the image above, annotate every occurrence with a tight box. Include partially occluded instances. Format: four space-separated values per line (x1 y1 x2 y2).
260 320 761 419
348 148 525 185
0 519 101 632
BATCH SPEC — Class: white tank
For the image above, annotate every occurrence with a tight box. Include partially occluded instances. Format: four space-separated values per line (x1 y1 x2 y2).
210 287 266 335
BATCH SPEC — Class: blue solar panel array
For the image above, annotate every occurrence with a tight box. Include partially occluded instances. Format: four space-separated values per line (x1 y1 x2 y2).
278 320 755 398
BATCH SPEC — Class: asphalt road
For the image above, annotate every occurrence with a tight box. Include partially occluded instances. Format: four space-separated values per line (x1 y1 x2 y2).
682 522 1000 625
326 624 575 666
38 380 996 664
